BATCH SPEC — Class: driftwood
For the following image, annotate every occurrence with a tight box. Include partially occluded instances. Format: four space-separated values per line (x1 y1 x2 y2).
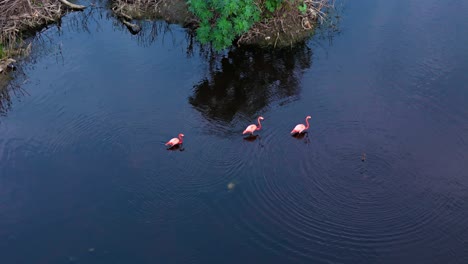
58 0 86 10
118 12 132 21
122 19 142 34
112 8 141 34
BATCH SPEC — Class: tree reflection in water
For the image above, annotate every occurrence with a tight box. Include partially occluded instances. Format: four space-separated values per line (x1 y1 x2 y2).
189 45 313 122
0 79 13 116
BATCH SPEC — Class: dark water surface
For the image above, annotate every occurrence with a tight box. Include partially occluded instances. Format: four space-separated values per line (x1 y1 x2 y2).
1 0 468 263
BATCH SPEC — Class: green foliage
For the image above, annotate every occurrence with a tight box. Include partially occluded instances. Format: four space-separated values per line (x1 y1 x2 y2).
298 1 307 14
188 0 266 50
188 0 313 50
265 0 283 13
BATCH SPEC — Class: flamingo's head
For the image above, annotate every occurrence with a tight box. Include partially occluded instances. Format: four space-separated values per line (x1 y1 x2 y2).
179 133 185 138
258 116 264 120
306 116 311 120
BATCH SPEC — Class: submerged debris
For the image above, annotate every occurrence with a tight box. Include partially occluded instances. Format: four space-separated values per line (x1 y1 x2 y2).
227 182 236 190
122 19 142 34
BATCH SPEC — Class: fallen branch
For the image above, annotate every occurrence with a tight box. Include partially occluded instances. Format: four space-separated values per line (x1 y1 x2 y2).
111 8 142 34
58 0 86 10
117 12 132 21
122 20 141 34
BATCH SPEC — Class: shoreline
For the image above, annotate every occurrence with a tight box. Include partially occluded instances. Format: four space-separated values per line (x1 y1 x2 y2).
1 0 333 90
110 0 332 48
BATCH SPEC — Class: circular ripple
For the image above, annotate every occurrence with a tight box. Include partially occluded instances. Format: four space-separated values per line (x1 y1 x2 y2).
210 122 468 263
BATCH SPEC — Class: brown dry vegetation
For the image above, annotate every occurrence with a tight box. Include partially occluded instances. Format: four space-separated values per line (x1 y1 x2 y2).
239 0 334 47
0 0 64 50
111 0 194 25
0 0 85 59
0 0 86 92
0 0 64 76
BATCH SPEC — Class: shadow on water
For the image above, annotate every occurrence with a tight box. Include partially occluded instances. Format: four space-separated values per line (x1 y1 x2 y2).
166 144 185 151
292 131 311 144
0 85 14 116
189 45 313 123
243 134 259 142
0 8 103 116
0 66 30 117
1 2 339 119
0 6 194 117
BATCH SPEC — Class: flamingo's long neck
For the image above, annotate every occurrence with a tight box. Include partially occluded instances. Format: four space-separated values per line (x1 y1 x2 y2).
305 118 310 129
256 118 262 130
178 135 183 143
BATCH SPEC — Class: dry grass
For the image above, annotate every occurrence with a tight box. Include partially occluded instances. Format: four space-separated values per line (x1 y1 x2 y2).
110 0 192 25
238 0 335 47
0 0 67 51
111 0 162 18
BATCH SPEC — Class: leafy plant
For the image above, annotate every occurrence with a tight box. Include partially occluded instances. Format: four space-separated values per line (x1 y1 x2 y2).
298 1 307 14
187 0 317 50
188 0 268 50
265 0 283 13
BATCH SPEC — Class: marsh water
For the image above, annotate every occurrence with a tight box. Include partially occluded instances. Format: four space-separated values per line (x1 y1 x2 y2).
1 0 468 263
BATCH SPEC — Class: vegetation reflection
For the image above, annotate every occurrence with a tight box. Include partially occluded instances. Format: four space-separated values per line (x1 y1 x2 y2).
189 45 313 122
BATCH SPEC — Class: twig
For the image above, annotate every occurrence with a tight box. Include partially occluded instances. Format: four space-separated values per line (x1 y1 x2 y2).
58 0 86 10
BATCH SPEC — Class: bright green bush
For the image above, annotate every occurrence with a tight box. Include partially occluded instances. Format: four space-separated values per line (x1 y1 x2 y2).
298 1 307 14
188 0 262 50
188 0 314 50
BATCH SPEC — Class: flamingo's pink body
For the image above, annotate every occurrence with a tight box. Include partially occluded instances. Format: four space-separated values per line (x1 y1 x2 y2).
243 116 264 135
166 133 184 147
291 116 311 134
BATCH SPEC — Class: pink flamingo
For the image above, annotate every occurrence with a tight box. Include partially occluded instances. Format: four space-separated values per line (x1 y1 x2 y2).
243 116 264 135
165 133 184 147
291 116 311 134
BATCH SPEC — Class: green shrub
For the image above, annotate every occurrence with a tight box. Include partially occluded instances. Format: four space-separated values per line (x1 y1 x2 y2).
265 0 283 12
298 1 307 14
188 0 315 50
188 0 263 50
